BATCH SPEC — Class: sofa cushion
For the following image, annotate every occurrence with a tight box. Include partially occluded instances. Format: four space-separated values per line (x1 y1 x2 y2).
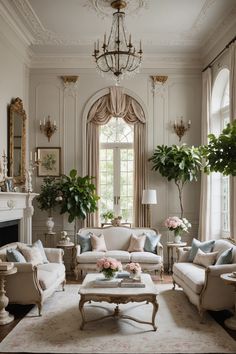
216 247 233 265
130 251 162 264
189 238 215 262
143 232 161 253
37 263 65 278
173 262 205 294
91 234 107 252
18 245 44 266
78 233 92 253
128 234 146 252
33 240 49 263
193 249 218 268
38 269 59 290
105 250 130 262
76 251 105 264
6 249 26 263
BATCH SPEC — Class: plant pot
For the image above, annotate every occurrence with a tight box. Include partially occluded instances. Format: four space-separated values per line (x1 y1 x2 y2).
46 217 54 234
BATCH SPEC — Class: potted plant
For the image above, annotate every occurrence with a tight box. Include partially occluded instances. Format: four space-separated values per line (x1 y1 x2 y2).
102 210 115 222
58 169 99 236
202 120 236 176
149 144 202 218
36 177 60 233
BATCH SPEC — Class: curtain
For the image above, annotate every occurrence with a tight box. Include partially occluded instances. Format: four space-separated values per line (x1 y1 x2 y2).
198 68 212 241
86 86 147 227
229 43 236 240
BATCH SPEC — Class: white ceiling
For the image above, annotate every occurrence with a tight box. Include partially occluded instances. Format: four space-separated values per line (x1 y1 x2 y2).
3 0 236 66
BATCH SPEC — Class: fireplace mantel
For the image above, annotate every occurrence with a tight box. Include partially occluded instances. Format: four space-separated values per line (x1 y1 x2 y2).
0 192 38 244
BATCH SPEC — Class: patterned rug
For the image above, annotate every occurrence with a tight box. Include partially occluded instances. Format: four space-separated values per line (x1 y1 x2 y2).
0 283 236 353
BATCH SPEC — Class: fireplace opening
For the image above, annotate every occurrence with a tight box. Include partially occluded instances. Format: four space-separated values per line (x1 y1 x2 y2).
0 220 19 247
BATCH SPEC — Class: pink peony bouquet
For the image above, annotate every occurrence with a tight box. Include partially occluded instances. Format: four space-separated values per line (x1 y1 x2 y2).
164 216 191 235
125 262 142 275
97 257 122 279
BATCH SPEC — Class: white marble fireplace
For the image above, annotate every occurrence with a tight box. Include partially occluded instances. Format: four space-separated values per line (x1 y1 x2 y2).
0 192 38 244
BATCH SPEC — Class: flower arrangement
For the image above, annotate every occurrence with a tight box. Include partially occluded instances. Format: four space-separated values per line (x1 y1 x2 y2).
164 216 191 236
97 257 122 279
125 262 142 278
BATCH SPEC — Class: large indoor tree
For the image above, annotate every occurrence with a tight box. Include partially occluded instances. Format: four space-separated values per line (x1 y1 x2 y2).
149 144 203 218
202 120 236 176
58 169 99 236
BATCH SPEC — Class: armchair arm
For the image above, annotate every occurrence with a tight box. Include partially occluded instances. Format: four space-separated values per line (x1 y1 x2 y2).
75 244 81 257
13 262 36 273
44 248 64 263
156 242 163 259
176 247 191 262
207 264 236 277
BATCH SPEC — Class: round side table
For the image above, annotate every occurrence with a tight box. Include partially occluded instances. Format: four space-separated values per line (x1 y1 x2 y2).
57 242 75 274
0 267 17 325
167 242 187 274
220 273 236 330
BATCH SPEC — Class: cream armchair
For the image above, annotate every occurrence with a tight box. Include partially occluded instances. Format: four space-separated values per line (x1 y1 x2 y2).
172 238 236 320
0 242 66 315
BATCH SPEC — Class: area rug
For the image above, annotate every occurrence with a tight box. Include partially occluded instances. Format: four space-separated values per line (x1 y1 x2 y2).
1 283 236 354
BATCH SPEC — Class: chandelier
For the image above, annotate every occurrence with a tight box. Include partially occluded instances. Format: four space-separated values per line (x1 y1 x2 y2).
92 0 143 83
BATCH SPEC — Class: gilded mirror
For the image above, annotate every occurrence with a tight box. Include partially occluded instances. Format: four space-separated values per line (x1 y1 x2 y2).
8 97 26 185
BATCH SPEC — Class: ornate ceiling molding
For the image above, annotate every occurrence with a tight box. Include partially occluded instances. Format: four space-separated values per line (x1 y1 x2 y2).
82 0 149 18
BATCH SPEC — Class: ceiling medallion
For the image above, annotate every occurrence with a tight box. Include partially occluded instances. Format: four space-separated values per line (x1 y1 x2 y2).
84 0 148 18
92 0 143 83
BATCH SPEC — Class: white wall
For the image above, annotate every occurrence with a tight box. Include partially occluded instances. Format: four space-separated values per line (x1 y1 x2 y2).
0 11 29 175
29 68 201 263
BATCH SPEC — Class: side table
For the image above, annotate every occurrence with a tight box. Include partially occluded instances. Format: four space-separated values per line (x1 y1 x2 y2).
44 232 57 248
57 242 75 274
0 267 17 325
220 273 236 330
167 242 187 274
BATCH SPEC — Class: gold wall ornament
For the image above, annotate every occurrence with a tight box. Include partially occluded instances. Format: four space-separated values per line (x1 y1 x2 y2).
39 116 57 142
61 76 79 84
173 117 191 142
151 75 168 87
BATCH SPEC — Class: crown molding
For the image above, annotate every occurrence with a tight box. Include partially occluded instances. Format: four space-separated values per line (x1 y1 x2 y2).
201 7 236 59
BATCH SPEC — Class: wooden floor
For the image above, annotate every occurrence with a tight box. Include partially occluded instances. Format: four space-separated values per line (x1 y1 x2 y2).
1 273 235 344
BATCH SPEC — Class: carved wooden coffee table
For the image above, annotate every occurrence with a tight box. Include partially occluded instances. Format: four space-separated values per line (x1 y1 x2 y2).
78 273 158 331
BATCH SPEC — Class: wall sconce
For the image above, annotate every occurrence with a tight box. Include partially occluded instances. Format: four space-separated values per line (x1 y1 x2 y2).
40 116 57 142
173 117 191 141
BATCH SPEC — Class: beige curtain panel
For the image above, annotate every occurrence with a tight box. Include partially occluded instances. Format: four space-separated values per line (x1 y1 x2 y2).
229 42 236 240
86 86 147 227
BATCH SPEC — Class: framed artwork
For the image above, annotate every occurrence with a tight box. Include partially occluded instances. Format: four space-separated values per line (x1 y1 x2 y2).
37 147 61 177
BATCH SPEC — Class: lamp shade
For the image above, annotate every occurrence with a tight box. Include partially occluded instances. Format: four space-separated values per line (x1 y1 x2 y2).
142 189 157 205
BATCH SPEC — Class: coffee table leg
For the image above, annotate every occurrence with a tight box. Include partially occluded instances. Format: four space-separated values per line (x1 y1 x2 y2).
79 296 86 330
151 298 158 331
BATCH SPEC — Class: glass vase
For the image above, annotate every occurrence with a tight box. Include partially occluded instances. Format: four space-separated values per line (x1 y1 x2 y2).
174 231 181 243
102 270 116 280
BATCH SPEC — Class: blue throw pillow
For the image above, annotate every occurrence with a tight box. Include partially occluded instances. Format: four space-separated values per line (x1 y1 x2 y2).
33 240 49 264
6 249 26 263
144 232 161 253
189 238 215 262
78 233 92 253
216 247 233 265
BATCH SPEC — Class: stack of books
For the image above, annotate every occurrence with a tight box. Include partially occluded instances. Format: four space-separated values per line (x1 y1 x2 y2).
0 262 14 271
120 278 145 288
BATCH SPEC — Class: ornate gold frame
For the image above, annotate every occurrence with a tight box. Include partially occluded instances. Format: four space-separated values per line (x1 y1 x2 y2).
9 97 26 186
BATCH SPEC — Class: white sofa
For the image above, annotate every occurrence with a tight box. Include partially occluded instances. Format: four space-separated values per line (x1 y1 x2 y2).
0 242 66 315
74 226 163 279
172 238 236 320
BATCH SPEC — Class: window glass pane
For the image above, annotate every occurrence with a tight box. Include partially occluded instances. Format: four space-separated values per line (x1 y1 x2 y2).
100 117 133 143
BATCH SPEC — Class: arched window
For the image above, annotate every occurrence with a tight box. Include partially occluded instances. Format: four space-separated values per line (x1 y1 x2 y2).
211 68 230 236
99 117 134 222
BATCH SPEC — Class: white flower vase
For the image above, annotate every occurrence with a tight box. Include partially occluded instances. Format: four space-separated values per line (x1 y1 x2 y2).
46 217 54 234
174 232 181 243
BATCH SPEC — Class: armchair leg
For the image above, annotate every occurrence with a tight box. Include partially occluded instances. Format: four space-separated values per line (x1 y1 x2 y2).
36 301 42 316
172 279 176 290
62 279 66 291
199 308 206 324
160 266 164 281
